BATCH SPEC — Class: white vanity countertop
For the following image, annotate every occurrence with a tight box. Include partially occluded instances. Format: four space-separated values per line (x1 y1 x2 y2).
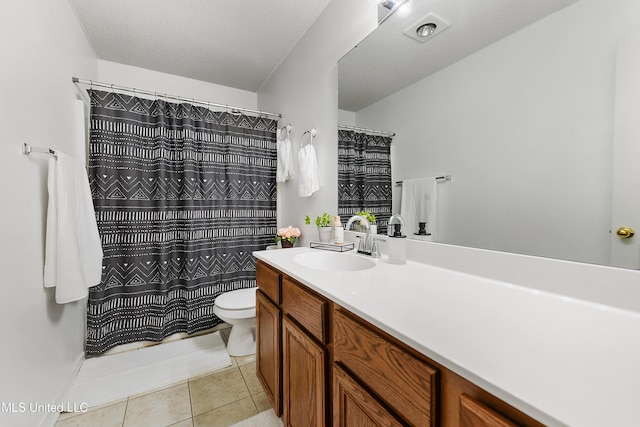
254 246 640 427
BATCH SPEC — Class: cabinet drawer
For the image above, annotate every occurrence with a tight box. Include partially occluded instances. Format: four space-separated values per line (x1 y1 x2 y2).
256 260 281 304
333 309 438 427
282 277 328 343
460 394 520 427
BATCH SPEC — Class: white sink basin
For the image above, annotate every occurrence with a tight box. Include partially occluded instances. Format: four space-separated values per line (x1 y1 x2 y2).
294 251 376 272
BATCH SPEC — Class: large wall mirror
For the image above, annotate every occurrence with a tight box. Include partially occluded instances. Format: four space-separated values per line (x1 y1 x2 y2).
338 0 640 269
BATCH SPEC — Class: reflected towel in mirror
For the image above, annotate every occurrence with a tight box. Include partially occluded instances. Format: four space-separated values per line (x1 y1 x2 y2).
400 177 437 241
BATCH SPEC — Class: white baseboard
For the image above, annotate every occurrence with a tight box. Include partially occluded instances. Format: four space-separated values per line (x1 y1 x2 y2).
39 352 85 427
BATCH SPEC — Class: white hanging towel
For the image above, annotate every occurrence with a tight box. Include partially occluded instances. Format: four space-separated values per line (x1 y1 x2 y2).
276 131 295 182
297 144 323 197
44 152 103 304
400 177 438 241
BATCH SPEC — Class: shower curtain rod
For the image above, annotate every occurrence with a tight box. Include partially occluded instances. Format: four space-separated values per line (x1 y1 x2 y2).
338 124 396 137
72 77 282 120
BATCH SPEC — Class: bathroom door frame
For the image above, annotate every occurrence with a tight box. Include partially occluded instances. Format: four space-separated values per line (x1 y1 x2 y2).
611 28 640 269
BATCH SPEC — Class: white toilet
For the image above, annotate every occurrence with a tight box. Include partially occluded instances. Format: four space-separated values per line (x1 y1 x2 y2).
213 287 258 356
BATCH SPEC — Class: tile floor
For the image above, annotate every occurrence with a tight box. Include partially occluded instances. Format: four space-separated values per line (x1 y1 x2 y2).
55 328 272 427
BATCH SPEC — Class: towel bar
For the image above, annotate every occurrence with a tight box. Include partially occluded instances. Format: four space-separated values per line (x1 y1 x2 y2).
395 175 451 185
22 143 56 156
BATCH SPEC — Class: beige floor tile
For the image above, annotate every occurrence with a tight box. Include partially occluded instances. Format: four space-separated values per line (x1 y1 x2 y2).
239 363 262 395
234 353 256 366
168 418 194 427
128 379 188 399
58 398 128 421
193 397 257 427
189 368 250 416
123 383 192 427
55 401 126 427
251 392 272 413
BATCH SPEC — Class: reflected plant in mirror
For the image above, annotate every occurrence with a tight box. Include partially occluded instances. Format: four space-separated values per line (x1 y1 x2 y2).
338 0 640 269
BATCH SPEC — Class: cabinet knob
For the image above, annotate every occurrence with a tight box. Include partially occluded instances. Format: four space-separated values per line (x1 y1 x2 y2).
616 227 635 239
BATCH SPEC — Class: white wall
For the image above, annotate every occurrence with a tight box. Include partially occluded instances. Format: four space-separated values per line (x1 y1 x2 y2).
97 60 258 110
338 109 357 126
0 1 97 426
258 0 377 245
355 0 640 265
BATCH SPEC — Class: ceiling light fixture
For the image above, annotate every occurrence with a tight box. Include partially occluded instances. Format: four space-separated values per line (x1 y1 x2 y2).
379 0 396 10
378 0 413 24
403 13 450 43
416 23 437 38
379 0 412 14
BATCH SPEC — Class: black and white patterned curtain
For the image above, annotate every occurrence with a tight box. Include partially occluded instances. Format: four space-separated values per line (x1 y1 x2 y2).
337 130 393 234
86 90 277 355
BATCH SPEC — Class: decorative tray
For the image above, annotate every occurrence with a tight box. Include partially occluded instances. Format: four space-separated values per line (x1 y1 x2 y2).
309 241 355 252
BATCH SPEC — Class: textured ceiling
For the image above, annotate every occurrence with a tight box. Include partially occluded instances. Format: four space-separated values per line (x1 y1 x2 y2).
67 0 332 92
68 0 579 107
339 0 579 111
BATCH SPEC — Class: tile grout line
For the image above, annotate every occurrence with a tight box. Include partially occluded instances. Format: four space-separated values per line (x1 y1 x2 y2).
238 364 261 413
121 397 129 427
187 377 194 426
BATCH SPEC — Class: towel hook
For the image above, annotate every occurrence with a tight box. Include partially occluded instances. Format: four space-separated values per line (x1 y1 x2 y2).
300 131 311 148
300 128 318 148
279 124 292 140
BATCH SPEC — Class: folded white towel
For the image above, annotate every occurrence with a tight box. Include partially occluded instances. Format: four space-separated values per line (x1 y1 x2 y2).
44 152 103 304
276 132 294 182
400 177 438 241
297 144 323 197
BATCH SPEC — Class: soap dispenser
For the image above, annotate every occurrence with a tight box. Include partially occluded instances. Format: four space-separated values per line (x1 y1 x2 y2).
333 215 344 244
387 214 407 264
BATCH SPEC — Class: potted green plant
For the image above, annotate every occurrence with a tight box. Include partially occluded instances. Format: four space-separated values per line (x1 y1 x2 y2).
355 210 377 234
305 213 333 243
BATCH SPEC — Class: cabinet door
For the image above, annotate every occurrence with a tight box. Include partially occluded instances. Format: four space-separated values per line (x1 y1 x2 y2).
282 315 326 427
334 364 404 427
460 394 520 427
256 290 281 416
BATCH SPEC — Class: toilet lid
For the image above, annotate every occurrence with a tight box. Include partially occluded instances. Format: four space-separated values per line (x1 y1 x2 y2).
215 287 257 310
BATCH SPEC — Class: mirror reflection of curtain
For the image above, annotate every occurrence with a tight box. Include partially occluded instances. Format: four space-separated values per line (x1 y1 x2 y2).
337 129 392 233
86 90 277 355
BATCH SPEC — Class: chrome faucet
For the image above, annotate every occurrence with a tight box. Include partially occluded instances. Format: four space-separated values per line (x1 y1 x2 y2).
345 215 374 256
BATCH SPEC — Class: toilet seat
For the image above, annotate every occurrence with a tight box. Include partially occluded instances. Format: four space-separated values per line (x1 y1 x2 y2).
214 287 257 319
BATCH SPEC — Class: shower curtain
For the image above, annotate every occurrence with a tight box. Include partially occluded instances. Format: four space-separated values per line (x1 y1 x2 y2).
86 90 277 355
338 129 393 233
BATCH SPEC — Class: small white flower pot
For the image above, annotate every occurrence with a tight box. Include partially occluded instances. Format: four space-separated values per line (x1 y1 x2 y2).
318 226 332 243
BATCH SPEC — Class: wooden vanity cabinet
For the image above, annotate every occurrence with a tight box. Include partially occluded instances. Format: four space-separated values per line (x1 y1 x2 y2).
256 290 281 416
459 393 520 427
282 315 327 427
256 261 545 427
281 277 330 427
333 307 439 426
256 260 330 427
441 371 545 427
255 261 282 416
333 364 404 427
